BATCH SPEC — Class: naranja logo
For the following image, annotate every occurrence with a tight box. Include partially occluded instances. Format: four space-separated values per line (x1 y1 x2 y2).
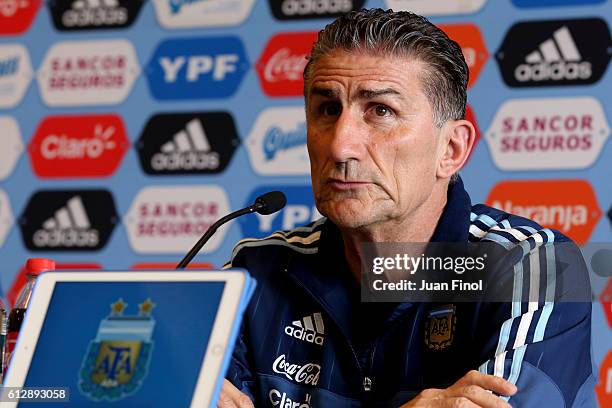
485 179 602 244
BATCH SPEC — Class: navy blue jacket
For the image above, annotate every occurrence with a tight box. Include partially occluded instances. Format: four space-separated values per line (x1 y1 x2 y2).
225 178 596 407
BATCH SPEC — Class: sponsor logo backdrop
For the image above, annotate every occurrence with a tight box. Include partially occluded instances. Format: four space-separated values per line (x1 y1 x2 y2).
0 1 609 404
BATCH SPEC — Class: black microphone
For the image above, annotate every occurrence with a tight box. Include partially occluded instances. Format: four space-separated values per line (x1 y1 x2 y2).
176 191 286 269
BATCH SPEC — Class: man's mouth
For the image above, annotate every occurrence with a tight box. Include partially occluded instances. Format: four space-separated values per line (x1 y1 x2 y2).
327 178 371 190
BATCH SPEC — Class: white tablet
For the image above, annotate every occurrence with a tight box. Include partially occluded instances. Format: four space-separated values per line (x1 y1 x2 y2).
3 270 249 408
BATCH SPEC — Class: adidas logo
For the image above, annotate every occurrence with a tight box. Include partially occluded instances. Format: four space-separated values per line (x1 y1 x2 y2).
62 0 128 27
33 196 99 248
151 118 220 171
284 312 325 346
515 26 591 82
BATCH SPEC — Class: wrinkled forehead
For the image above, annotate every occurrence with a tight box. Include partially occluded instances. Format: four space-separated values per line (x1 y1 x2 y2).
304 49 429 99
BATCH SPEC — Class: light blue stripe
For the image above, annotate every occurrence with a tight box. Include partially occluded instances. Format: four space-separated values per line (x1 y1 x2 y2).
472 213 498 228
508 345 527 385
478 360 489 374
495 261 523 356
429 308 454 316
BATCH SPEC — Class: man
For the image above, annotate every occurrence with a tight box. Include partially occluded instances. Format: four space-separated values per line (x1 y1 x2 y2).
218 9 596 408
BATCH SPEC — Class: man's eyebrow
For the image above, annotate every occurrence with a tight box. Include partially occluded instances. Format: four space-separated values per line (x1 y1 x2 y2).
310 87 340 98
356 88 402 100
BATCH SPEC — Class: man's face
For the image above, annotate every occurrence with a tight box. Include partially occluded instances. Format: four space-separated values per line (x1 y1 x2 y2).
306 50 446 231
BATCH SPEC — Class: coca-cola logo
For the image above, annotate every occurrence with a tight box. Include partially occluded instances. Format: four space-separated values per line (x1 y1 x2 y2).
256 32 318 97
272 354 320 386
0 0 41 34
29 114 129 178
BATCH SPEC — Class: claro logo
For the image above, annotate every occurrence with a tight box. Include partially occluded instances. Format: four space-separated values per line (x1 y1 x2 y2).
486 180 602 244
29 114 129 178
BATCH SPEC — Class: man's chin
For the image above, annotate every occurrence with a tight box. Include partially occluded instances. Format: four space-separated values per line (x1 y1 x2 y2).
320 204 374 230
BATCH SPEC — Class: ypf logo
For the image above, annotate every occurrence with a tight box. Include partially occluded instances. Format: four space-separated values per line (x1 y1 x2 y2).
19 190 118 251
246 107 309 176
485 97 610 170
136 112 239 175
0 44 32 108
152 0 255 28
439 24 488 88
384 0 487 15
124 185 230 254
146 36 248 100
0 116 23 180
268 0 365 20
0 190 14 248
0 0 41 35
596 351 612 408
239 186 321 238
256 32 318 97
496 18 611 87
486 180 602 244
29 114 129 178
37 39 140 106
48 0 145 31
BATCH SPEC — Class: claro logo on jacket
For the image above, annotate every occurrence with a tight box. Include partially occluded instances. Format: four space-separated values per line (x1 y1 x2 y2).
29 114 129 178
486 179 602 244
495 18 611 87
145 36 249 100
19 189 118 251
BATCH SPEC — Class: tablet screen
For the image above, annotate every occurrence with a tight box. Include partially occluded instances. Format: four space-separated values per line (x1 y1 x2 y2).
19 281 226 407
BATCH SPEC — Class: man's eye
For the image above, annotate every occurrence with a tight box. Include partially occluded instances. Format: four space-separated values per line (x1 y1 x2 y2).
373 104 392 117
319 102 341 116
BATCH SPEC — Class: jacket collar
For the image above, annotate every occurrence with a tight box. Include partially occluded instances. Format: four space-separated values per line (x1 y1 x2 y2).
286 176 473 335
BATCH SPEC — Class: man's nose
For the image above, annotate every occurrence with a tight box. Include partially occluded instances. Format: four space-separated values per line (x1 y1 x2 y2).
328 109 364 163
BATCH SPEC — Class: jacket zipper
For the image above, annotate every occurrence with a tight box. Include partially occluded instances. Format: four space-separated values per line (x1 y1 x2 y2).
287 273 372 393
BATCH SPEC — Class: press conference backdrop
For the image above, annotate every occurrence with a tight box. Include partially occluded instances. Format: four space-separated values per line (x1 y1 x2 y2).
0 0 610 405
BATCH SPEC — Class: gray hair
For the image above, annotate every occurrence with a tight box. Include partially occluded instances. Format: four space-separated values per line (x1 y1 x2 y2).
303 8 469 129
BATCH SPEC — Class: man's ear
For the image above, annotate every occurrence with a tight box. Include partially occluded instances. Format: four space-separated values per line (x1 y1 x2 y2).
436 119 476 179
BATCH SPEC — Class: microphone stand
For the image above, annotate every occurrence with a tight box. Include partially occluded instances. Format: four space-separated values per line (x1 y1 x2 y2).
176 206 257 269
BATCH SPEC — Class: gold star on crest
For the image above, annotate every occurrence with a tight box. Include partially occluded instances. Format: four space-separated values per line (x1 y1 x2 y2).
139 298 156 316
111 298 127 316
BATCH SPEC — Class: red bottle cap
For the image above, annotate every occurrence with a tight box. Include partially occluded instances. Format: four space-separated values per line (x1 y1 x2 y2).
25 258 55 276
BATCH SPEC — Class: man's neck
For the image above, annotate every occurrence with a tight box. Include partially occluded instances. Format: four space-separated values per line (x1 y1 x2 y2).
339 181 449 282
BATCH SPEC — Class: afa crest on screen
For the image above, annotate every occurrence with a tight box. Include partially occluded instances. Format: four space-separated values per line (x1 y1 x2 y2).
78 298 156 402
